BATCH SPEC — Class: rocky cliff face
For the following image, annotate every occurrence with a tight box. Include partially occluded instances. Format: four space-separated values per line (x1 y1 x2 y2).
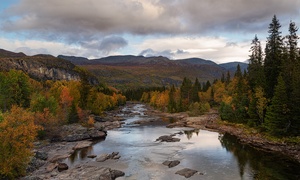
0 57 81 81
1 58 81 81
0 52 99 84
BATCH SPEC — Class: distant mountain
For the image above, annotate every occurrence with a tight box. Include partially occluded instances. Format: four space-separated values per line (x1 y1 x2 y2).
1 48 250 90
219 62 248 72
0 48 26 58
0 49 98 84
58 55 90 65
175 58 217 66
59 55 230 89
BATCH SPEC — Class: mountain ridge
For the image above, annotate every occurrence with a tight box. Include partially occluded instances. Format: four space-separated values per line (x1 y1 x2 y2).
0 48 248 90
58 54 248 89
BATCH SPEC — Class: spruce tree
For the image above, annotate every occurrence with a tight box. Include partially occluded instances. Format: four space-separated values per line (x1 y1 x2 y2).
264 15 283 99
225 71 231 85
180 77 193 110
264 75 290 136
282 21 299 101
191 78 201 102
291 62 300 135
234 64 242 78
168 85 177 113
221 73 225 83
248 35 265 90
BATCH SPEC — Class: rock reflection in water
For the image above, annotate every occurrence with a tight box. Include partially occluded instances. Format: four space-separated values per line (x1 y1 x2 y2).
69 146 93 164
183 129 199 140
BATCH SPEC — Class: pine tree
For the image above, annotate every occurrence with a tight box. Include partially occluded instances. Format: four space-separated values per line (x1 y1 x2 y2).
265 75 290 136
264 15 283 99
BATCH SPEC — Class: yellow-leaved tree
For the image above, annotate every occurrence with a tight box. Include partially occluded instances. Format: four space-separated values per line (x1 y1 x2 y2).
0 106 40 179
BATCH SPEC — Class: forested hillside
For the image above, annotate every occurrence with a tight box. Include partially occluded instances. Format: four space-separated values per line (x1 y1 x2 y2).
59 55 247 90
140 15 300 137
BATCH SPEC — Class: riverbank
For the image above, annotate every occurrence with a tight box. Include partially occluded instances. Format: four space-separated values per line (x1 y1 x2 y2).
164 108 300 163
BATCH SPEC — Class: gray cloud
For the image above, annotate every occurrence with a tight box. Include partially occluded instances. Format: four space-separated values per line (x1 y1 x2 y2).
139 48 189 59
172 0 300 33
2 0 299 37
98 36 128 54
14 47 50 56
0 0 299 56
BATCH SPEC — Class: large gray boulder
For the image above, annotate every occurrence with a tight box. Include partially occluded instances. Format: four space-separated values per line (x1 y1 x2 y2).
162 160 180 168
175 168 198 178
156 135 180 142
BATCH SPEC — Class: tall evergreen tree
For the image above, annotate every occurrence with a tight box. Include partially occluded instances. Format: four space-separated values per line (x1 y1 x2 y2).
264 15 283 99
180 77 193 110
264 75 290 136
202 80 211 92
225 71 231 85
282 21 299 100
287 21 299 63
168 85 177 113
234 64 242 78
248 35 265 90
291 62 300 135
191 78 201 102
221 73 225 83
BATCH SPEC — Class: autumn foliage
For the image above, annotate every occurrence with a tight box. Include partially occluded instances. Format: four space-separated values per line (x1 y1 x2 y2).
0 106 40 179
0 69 127 178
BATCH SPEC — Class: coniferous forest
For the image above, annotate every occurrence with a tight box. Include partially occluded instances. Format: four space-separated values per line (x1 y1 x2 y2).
139 15 300 137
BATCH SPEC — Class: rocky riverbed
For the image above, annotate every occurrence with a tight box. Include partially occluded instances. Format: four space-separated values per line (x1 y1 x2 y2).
23 102 300 179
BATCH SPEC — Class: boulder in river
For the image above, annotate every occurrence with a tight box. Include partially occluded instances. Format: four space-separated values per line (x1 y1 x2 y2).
57 163 68 172
96 152 121 162
73 141 93 150
175 168 198 178
96 153 110 162
162 160 180 168
156 135 180 142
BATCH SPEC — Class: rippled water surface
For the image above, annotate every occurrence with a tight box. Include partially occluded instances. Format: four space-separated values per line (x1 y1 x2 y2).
65 104 300 180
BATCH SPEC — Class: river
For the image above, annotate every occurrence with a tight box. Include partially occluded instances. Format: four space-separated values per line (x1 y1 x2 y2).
64 104 300 180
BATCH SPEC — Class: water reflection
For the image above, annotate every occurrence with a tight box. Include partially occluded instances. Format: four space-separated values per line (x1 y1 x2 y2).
219 133 300 180
183 129 199 140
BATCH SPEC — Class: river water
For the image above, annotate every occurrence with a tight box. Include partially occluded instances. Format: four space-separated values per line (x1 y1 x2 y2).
65 104 300 180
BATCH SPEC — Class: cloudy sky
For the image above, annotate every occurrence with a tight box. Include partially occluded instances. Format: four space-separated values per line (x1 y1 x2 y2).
0 0 299 63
